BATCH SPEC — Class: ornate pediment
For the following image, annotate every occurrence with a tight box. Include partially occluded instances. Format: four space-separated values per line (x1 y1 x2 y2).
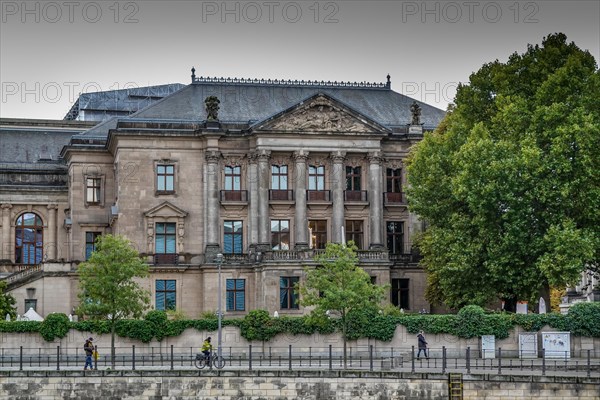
254 94 389 134
144 201 188 218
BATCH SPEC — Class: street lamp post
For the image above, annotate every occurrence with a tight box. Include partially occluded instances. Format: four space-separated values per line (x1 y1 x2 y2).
216 253 223 361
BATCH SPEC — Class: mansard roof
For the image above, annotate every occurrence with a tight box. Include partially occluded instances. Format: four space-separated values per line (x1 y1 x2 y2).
0 119 95 163
64 83 186 121
128 77 445 130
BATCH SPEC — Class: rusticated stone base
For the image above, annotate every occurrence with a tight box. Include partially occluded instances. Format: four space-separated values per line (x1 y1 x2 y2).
0 370 598 400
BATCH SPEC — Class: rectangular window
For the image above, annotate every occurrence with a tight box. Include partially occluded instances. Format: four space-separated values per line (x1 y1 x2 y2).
157 164 175 192
155 279 176 311
386 222 404 254
345 220 364 249
224 166 241 190
346 166 361 190
155 223 176 254
386 168 402 193
391 279 409 309
223 220 243 254
308 220 327 249
24 299 37 313
226 279 245 311
280 276 299 310
85 232 101 260
86 177 101 203
271 165 288 190
308 165 325 190
271 220 290 250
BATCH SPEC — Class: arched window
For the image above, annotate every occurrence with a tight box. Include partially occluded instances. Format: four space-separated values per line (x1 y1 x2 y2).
15 213 43 264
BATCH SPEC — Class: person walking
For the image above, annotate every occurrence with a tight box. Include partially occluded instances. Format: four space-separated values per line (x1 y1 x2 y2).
417 331 429 359
83 338 94 370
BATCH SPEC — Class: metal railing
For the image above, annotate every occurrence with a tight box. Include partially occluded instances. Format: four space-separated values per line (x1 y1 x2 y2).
1 345 597 377
220 190 248 202
269 189 294 201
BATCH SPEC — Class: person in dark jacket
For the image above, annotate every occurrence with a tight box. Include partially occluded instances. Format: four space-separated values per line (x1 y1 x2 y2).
83 338 94 370
417 331 429 359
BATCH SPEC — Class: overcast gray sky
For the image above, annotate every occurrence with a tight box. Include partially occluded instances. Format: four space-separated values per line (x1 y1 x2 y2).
1 0 598 119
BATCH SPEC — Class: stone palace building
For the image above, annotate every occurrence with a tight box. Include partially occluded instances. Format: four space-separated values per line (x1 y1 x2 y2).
0 71 449 319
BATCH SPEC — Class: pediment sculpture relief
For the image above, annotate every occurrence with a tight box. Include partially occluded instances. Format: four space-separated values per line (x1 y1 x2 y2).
270 96 372 133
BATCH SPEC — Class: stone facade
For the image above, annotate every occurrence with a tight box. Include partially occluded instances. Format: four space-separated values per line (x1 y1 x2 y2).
1 76 448 319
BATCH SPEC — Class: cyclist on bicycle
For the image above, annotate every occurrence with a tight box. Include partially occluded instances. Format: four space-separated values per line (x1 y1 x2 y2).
201 337 213 360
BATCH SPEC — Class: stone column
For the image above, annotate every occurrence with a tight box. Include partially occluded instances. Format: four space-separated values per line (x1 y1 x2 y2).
205 150 221 258
368 152 384 249
257 150 271 249
248 153 259 249
1 203 12 260
293 150 309 249
331 151 346 244
47 204 58 260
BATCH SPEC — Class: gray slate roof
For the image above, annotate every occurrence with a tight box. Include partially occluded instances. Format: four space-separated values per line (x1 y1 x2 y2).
129 80 445 130
64 83 186 121
0 120 95 163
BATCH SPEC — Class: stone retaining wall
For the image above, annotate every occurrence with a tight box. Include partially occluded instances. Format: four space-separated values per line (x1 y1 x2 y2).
1 370 598 400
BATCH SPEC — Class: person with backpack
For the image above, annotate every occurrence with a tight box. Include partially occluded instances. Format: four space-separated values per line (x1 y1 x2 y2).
83 338 94 370
201 337 213 360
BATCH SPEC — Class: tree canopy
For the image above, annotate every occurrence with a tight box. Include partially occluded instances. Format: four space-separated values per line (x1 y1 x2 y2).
76 234 150 366
299 242 386 366
407 33 600 310
0 281 17 321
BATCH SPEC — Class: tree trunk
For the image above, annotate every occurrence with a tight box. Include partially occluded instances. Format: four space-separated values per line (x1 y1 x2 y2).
110 322 116 369
342 318 347 369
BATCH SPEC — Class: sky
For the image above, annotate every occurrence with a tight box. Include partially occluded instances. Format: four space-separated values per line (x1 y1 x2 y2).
1 0 599 120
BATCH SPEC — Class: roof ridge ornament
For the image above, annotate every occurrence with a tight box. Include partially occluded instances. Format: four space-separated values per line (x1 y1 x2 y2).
191 75 389 89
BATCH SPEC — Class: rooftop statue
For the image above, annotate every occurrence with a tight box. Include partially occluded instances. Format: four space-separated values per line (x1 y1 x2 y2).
410 101 422 125
205 96 220 121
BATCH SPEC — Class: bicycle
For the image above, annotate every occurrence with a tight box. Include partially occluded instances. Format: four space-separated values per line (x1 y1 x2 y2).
194 351 226 369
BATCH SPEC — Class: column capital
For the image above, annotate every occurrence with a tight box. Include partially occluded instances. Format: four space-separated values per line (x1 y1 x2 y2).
47 204 59 211
205 150 221 163
293 150 309 162
367 152 384 164
330 151 346 163
254 149 271 162
1 203 13 210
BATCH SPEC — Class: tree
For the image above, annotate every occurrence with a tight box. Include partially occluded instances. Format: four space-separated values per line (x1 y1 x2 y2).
407 33 600 311
298 242 386 368
76 234 150 367
0 281 17 321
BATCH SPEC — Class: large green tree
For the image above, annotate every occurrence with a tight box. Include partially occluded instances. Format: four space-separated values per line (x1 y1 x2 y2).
76 234 150 367
299 242 386 367
0 281 17 321
407 33 599 311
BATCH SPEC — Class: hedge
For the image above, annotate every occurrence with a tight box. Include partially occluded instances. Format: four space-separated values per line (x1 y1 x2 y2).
0 303 598 343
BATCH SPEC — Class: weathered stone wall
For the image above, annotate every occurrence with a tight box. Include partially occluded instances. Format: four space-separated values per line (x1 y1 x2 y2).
1 370 598 400
1 325 598 359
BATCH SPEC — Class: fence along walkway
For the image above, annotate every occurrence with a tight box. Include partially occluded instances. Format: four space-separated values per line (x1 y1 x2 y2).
1 345 598 377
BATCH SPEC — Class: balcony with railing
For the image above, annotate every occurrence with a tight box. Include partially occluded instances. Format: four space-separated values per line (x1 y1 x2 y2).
220 190 248 203
269 189 294 201
262 249 388 262
222 253 250 263
344 190 368 202
384 192 407 205
306 190 331 202
153 253 179 265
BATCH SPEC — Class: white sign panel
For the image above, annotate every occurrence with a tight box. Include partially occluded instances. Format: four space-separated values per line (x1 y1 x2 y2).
516 301 528 314
481 335 495 359
542 332 570 359
518 333 538 358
